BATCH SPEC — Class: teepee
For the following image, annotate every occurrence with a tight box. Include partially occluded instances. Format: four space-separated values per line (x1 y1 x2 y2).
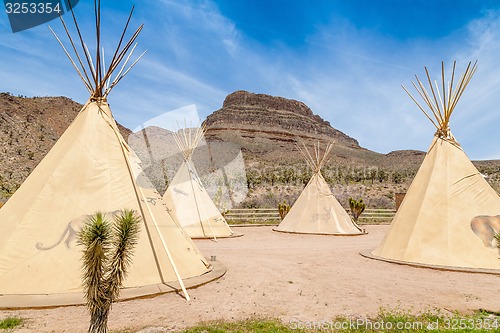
0 3 216 308
162 126 239 239
275 142 365 235
372 61 500 271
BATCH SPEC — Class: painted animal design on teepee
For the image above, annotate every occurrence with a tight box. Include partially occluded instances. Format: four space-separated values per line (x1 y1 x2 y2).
145 197 157 206
212 217 223 224
0 1 215 307
470 215 500 248
310 210 332 225
36 211 120 250
173 187 189 196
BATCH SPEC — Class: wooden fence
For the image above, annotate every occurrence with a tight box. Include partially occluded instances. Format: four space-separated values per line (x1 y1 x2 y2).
223 208 281 225
356 208 396 224
223 208 395 225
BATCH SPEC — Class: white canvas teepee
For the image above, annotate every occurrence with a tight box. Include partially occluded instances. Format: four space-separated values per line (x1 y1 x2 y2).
275 142 365 235
372 61 500 271
162 126 239 239
0 4 217 308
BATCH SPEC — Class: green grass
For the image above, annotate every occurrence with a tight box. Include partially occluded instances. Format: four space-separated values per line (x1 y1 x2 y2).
328 308 500 333
173 310 500 333
109 309 500 333
181 318 301 333
0 317 22 330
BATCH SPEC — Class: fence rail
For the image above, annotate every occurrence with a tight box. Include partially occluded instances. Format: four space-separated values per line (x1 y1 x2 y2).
356 208 396 224
223 208 281 225
223 208 395 225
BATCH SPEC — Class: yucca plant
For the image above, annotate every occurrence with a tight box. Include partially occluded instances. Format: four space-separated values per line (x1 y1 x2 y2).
78 209 141 333
495 232 500 257
348 197 365 223
278 201 291 220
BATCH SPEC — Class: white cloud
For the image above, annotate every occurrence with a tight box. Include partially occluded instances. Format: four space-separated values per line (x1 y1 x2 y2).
132 104 201 132
1 1 500 160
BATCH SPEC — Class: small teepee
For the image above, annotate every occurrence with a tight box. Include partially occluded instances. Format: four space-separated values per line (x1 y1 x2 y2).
162 126 239 239
0 2 218 308
372 61 500 271
275 142 365 235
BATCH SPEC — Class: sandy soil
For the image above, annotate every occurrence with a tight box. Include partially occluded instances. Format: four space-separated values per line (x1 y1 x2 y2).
1 225 498 332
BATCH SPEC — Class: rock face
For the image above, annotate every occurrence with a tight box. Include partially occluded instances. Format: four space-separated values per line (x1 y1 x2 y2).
204 90 365 162
206 90 359 145
0 93 131 201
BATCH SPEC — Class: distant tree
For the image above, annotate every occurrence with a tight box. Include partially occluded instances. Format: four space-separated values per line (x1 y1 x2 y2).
300 168 312 186
267 171 279 186
353 168 364 183
369 168 377 184
246 169 261 189
392 171 404 184
377 169 388 183
334 167 343 183
282 167 295 184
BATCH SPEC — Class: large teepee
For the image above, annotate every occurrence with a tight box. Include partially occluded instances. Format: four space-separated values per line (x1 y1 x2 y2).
0 3 218 308
162 126 239 239
275 142 365 235
372 61 500 271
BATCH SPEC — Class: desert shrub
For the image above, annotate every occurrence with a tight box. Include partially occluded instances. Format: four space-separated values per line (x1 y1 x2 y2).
495 232 500 256
262 192 279 208
348 197 366 222
278 201 291 220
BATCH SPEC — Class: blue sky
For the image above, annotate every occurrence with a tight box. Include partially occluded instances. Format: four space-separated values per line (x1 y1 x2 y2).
1 0 500 160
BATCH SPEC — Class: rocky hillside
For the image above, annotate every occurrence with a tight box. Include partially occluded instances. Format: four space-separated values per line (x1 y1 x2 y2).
1 91 499 208
204 90 382 164
128 90 498 209
206 90 358 145
0 93 130 200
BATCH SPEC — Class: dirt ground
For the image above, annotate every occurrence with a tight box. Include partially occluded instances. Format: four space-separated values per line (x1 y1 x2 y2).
1 225 499 332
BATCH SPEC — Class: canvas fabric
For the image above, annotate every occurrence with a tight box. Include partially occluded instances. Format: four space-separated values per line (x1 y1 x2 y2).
163 160 235 238
276 172 363 235
0 101 210 303
373 136 500 270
